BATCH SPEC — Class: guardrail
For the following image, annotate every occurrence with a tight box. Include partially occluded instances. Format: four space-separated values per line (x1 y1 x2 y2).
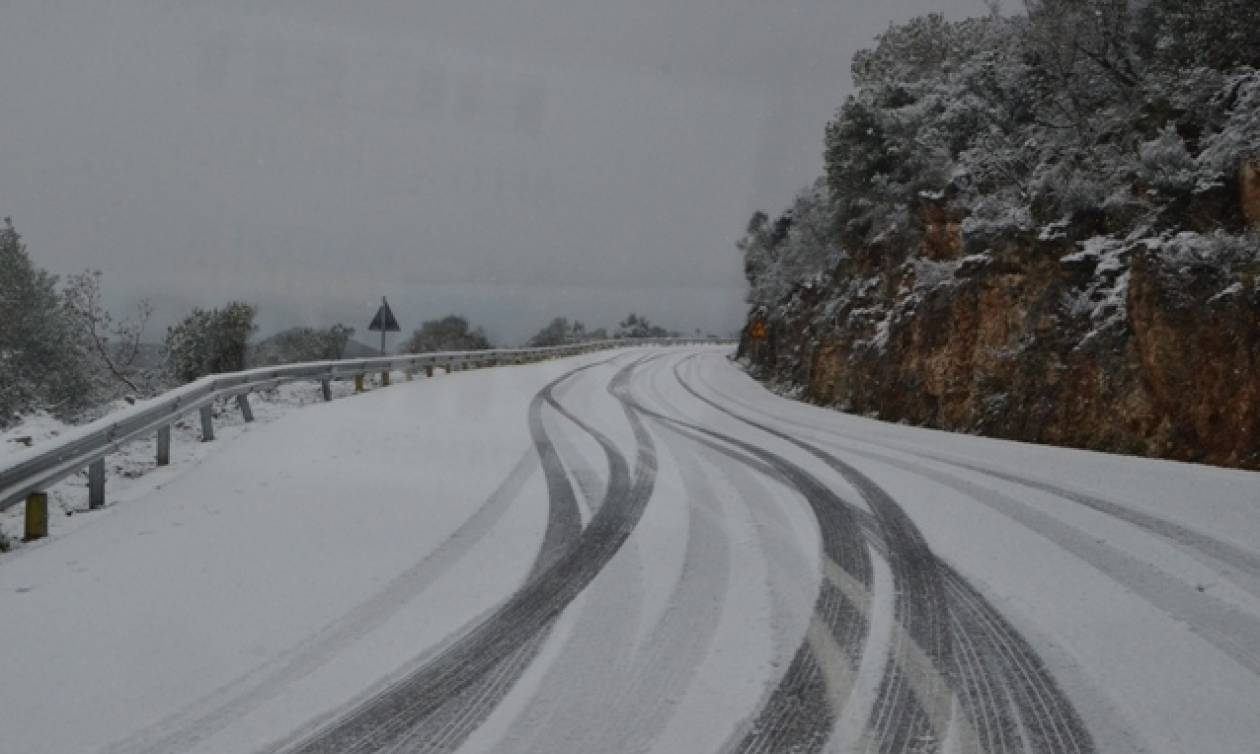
1 337 729 539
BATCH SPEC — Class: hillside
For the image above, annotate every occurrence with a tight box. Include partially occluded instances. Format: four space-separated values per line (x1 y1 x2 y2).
737 2 1260 469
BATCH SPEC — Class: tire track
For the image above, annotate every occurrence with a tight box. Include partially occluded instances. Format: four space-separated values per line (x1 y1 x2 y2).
702 353 1260 678
613 360 873 753
381 355 654 752
105 447 541 754
654 421 873 754
396 352 660 753
279 356 660 754
920 455 1260 588
312 360 618 754
576 429 736 753
846 446 1260 677
681 352 1095 753
671 356 952 752
693 354 1260 595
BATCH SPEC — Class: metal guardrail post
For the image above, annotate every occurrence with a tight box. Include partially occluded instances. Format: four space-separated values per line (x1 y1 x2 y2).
354 374 365 393
236 394 254 422
24 492 47 541
200 405 215 442
156 425 171 466
320 379 332 402
88 458 105 509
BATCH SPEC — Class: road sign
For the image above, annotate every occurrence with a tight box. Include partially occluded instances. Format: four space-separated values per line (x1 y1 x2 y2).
749 321 768 340
369 297 401 355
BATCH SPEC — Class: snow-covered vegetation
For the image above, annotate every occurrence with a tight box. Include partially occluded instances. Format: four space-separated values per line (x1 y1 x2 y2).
738 1 1260 468
0 218 268 433
741 0 1260 310
2 219 106 428
527 317 600 347
402 315 493 353
249 324 357 366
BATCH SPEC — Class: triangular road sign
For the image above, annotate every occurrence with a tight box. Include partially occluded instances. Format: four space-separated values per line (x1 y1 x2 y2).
369 297 401 332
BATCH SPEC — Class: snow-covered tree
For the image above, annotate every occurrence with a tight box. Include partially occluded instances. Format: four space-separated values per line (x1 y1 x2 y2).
615 313 673 338
0 218 91 426
62 269 155 398
1134 0 1260 73
401 315 491 353
527 317 586 347
251 324 356 366
746 2 1260 334
740 179 838 306
165 302 257 382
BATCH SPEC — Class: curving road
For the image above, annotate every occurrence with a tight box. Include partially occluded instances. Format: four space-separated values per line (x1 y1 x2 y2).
3 347 1259 753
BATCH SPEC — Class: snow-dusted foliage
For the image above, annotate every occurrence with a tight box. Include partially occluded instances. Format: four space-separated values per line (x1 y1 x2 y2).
0 219 92 428
614 313 675 338
62 269 160 400
528 317 596 346
739 178 838 307
250 324 356 366
165 303 258 383
742 2 1260 332
402 315 492 353
737 3 1260 467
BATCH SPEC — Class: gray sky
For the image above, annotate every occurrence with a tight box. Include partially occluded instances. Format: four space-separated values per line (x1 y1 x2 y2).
0 0 984 344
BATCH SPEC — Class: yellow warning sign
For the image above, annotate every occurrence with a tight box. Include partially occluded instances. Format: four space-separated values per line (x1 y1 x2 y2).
749 321 768 340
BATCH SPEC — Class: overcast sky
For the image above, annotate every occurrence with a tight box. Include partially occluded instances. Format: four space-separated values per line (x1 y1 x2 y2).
1 0 984 345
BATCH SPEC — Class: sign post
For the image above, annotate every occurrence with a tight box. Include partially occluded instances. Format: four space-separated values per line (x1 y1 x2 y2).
368 296 402 356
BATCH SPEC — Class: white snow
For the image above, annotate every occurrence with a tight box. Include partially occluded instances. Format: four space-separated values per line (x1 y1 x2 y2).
0 346 1257 754
696 351 1260 754
0 357 591 754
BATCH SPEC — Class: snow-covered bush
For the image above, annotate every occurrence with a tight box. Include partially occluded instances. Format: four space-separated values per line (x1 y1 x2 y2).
250 324 356 366
1196 69 1260 181
401 315 492 353
165 303 258 382
1147 230 1260 277
528 317 590 347
1137 126 1199 195
614 313 674 339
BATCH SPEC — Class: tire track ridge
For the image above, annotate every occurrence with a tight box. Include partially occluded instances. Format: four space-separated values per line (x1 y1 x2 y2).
280 356 659 753
615 363 871 753
361 360 620 752
673 356 952 752
686 353 1094 753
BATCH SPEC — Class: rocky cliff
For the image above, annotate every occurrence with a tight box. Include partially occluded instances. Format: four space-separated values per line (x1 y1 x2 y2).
739 179 1260 469
735 8 1260 469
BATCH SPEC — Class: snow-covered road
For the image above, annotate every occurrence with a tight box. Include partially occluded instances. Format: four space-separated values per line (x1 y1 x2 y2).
2 347 1259 753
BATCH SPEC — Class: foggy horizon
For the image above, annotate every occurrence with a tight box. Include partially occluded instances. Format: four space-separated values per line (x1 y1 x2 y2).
1 0 985 344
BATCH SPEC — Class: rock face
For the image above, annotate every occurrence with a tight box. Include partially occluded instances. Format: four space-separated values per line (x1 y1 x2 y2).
740 198 1260 470
1244 159 1260 230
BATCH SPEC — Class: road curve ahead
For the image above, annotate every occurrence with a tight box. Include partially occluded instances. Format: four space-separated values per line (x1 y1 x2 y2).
3 347 1259 754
